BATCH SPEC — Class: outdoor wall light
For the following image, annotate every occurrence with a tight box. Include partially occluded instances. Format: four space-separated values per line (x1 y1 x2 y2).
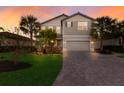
51 40 54 43
90 41 94 44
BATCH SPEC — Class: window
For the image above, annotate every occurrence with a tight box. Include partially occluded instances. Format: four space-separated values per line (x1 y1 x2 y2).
48 26 54 30
56 26 61 34
41 26 46 30
67 21 72 28
78 22 88 30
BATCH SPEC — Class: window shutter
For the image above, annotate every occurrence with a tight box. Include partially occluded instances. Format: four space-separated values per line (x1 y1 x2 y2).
66 22 67 27
71 22 73 27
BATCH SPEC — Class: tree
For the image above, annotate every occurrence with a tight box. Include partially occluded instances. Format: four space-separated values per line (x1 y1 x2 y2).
36 29 57 54
90 16 117 51
0 27 4 32
0 27 5 46
116 21 124 47
19 15 40 50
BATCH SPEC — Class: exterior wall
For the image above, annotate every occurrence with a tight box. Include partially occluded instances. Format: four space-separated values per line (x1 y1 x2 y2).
41 15 67 35
41 16 67 26
63 15 93 35
94 38 120 49
62 14 94 51
56 40 63 48
41 15 67 49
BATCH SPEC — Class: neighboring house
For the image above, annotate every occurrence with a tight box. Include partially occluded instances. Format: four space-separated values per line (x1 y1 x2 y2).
0 32 33 46
41 12 120 52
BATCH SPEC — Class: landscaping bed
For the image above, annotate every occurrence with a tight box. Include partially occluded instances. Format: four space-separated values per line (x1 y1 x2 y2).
0 61 32 72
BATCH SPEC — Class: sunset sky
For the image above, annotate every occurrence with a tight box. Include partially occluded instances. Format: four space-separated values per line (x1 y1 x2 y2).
0 6 124 30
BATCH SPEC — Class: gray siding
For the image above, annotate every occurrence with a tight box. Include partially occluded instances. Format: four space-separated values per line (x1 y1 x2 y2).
42 16 67 26
63 15 93 35
41 15 67 33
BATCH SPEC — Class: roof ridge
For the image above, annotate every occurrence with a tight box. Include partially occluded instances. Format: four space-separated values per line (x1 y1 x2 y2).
41 13 68 25
62 12 95 21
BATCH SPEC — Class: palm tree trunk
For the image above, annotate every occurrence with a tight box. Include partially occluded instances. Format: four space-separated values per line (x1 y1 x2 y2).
0 40 1 47
100 39 103 51
30 32 33 51
122 37 124 49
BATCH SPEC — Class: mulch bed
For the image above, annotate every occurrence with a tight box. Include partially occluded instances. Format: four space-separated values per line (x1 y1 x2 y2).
0 61 32 72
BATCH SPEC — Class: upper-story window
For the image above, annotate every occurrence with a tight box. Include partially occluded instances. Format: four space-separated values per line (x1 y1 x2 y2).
78 22 88 30
67 21 72 28
41 26 46 30
48 26 54 30
56 26 61 34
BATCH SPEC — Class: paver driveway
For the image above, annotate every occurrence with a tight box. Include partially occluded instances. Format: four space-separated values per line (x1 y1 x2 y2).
53 51 124 85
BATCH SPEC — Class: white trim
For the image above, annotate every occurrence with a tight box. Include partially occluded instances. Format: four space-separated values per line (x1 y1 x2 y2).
63 35 90 41
90 41 95 52
64 39 90 41
63 35 90 38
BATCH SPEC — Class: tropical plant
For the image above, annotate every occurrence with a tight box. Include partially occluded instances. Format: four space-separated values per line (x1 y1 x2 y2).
90 16 117 51
19 15 41 50
116 21 124 47
36 29 57 54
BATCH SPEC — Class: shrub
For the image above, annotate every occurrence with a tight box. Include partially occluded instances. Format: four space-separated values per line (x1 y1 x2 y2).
0 46 36 53
95 48 112 54
103 45 124 53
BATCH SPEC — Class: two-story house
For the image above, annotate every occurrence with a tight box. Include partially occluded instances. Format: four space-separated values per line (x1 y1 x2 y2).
41 12 120 52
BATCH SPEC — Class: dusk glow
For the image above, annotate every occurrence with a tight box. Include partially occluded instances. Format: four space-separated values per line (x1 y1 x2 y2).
0 6 124 29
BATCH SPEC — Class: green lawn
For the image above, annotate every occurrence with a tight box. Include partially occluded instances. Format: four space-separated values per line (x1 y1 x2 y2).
0 52 62 86
118 53 124 58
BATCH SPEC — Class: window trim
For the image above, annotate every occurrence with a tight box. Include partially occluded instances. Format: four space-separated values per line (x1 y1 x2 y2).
66 21 72 28
41 26 46 30
77 21 88 31
56 26 61 34
47 26 54 30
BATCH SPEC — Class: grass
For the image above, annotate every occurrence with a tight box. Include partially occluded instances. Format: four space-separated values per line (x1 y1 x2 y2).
0 52 62 86
116 53 124 58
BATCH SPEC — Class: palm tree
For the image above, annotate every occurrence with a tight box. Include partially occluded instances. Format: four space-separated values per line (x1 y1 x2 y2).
90 16 117 51
19 15 41 50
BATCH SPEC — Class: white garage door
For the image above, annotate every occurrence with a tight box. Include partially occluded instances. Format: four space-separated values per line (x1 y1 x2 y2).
66 41 90 51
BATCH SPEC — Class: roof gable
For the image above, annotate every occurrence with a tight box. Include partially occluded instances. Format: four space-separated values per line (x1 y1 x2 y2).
62 12 95 21
41 14 68 25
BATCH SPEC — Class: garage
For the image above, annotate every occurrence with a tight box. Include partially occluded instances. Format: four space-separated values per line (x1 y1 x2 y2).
65 41 90 51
